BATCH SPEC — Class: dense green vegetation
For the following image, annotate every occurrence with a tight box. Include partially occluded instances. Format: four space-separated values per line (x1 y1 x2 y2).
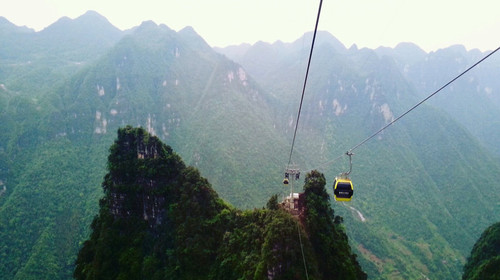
74 126 366 279
462 222 500 280
1 11 500 279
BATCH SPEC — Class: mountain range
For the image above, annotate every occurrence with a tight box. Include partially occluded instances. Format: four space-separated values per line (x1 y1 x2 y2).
0 10 499 279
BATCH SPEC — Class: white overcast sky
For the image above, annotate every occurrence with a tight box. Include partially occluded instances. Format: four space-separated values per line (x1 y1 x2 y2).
1 0 499 52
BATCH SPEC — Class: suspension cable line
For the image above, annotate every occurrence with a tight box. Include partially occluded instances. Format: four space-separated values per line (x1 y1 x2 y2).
287 0 323 167
302 46 500 173
283 2 323 280
346 46 500 155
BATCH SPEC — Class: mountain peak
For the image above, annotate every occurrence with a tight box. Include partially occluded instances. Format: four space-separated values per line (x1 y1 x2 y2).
104 126 185 227
35 10 122 57
179 25 196 34
80 10 104 18
138 20 158 29
294 30 346 52
394 42 426 54
132 20 175 35
178 25 211 51
0 16 34 34
41 10 120 35
74 10 116 27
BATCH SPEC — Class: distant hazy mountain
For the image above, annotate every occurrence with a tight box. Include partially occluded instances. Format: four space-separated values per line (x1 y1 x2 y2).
37 10 122 57
368 43 500 156
215 31 346 90
0 16 34 34
218 34 500 158
1 11 122 61
0 11 124 96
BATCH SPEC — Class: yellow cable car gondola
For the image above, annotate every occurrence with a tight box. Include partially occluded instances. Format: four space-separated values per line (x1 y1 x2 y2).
333 151 354 202
283 172 289 185
333 177 353 201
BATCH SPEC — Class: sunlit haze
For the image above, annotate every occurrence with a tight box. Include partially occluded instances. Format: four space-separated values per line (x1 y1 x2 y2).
2 0 499 52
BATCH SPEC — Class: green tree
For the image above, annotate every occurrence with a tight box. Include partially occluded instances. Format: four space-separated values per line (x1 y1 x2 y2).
463 222 500 280
266 194 279 210
302 170 366 280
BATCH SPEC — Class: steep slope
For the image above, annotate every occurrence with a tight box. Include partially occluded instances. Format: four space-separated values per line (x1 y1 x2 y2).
462 222 500 280
0 17 290 279
75 126 366 279
218 34 500 279
0 13 126 279
55 20 288 207
377 45 500 156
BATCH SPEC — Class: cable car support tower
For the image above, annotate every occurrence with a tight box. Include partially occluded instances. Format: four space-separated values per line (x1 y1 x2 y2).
283 165 301 212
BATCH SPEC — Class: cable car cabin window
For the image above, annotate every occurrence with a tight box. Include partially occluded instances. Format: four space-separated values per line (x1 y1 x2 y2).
333 180 353 201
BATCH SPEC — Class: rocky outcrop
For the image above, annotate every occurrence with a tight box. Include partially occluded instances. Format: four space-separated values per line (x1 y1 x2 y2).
75 126 366 280
105 125 183 228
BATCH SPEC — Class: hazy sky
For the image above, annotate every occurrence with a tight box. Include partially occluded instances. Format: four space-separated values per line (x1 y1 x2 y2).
2 0 499 52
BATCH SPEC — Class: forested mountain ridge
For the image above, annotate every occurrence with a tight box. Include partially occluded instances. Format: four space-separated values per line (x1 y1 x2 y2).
463 221 500 280
1 10 500 279
75 126 366 280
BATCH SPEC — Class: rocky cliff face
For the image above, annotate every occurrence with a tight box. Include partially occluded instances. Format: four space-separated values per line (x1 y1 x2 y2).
104 125 184 229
